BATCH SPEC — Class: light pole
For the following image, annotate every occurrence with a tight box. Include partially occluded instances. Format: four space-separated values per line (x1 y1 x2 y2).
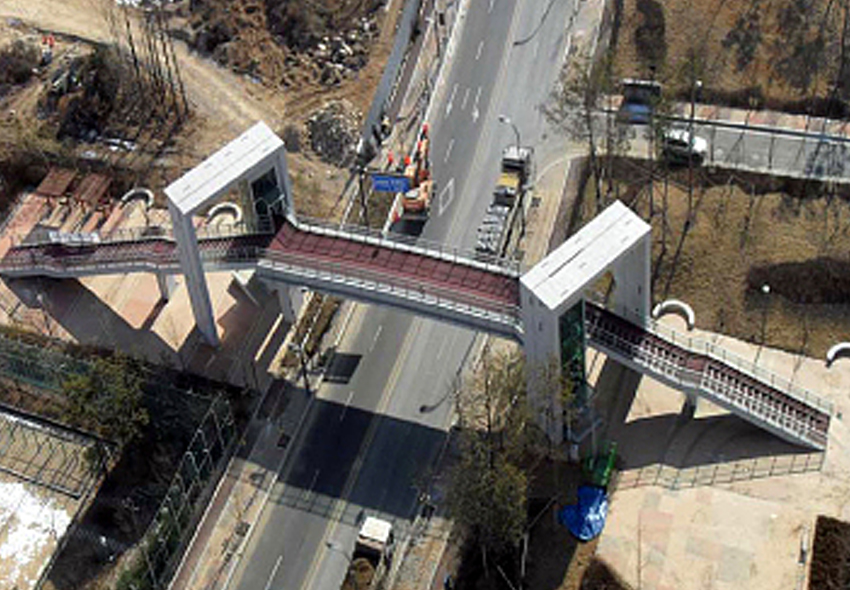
498 114 521 149
288 342 310 396
760 283 771 350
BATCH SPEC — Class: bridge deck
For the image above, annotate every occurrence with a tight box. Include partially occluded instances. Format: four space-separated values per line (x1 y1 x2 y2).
585 303 830 449
268 221 519 310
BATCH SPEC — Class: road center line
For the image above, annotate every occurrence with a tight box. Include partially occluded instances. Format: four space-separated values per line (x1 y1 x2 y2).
461 87 470 110
444 138 455 163
476 40 484 60
263 555 283 590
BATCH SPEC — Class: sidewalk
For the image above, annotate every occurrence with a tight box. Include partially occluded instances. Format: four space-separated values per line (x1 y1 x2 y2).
169 380 310 590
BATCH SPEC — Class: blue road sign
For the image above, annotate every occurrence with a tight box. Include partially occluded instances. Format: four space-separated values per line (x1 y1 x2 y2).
372 174 410 193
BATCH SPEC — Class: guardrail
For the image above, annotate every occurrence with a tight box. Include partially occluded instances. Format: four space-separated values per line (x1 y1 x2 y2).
615 451 824 490
16 216 275 248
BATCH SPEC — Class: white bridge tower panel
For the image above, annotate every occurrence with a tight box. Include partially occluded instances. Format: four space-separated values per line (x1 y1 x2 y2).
164 122 293 346
520 200 651 442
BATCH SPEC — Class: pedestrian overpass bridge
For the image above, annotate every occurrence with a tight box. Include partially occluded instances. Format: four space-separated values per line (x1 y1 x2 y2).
0 122 832 451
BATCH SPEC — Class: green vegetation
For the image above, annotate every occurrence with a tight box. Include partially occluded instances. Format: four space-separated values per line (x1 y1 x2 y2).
62 354 149 446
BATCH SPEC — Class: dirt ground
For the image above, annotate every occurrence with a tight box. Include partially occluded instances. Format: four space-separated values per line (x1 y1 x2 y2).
810 515 850 589
612 0 850 114
0 0 402 219
579 159 850 359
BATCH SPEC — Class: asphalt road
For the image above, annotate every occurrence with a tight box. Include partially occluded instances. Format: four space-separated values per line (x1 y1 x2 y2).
226 1 577 589
622 117 850 180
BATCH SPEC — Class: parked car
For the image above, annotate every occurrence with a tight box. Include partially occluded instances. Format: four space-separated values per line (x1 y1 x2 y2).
617 102 652 124
661 128 708 163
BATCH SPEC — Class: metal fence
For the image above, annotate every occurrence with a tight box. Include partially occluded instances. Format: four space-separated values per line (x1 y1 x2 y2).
614 452 824 491
0 409 101 497
103 394 236 590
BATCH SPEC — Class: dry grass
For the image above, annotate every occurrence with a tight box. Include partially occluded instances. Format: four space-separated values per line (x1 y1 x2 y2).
581 160 850 358
613 0 850 113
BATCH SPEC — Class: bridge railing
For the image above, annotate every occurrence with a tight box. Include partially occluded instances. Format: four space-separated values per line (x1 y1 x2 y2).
584 300 833 416
0 240 522 330
587 318 827 446
17 216 275 248
259 247 523 325
292 214 522 277
0 241 263 274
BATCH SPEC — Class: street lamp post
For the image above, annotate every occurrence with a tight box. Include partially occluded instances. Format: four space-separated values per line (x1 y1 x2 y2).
498 114 521 149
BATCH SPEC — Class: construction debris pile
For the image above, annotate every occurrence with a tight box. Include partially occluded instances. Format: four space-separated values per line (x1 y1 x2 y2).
184 0 382 87
306 101 361 167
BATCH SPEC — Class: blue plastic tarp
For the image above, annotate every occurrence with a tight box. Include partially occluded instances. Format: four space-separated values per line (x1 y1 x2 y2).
558 485 609 541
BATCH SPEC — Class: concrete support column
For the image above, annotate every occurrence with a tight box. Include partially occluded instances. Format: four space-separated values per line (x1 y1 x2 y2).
275 150 294 216
278 287 298 324
168 201 219 347
683 394 698 418
156 272 177 301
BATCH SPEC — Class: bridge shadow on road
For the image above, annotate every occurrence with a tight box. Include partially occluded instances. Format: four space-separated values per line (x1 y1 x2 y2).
268 397 448 526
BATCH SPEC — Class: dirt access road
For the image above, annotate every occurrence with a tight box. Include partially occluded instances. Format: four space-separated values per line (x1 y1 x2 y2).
0 0 284 158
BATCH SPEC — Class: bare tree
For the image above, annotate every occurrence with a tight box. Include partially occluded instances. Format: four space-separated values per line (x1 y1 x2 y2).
544 50 606 214
448 349 529 558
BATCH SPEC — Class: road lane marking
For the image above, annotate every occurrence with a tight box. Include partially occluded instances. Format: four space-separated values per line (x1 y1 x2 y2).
445 83 458 116
263 555 283 590
369 325 383 353
302 318 425 590
489 0 495 13
476 40 484 60
471 86 482 123
437 177 456 216
340 390 355 422
461 87 470 110
444 138 455 163
309 469 320 493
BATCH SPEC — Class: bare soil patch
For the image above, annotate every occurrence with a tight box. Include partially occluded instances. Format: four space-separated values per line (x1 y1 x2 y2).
612 0 850 115
578 159 850 359
810 515 850 589
0 0 403 221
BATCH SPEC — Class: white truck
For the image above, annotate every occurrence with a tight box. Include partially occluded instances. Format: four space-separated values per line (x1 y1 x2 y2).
340 517 394 590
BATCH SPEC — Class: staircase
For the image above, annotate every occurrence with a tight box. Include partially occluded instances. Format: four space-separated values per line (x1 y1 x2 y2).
585 303 831 450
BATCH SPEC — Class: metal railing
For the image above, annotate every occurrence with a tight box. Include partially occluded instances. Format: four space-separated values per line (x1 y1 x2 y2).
259 247 523 329
16 216 275 248
585 308 828 448
585 300 833 415
292 213 522 277
614 451 825 490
